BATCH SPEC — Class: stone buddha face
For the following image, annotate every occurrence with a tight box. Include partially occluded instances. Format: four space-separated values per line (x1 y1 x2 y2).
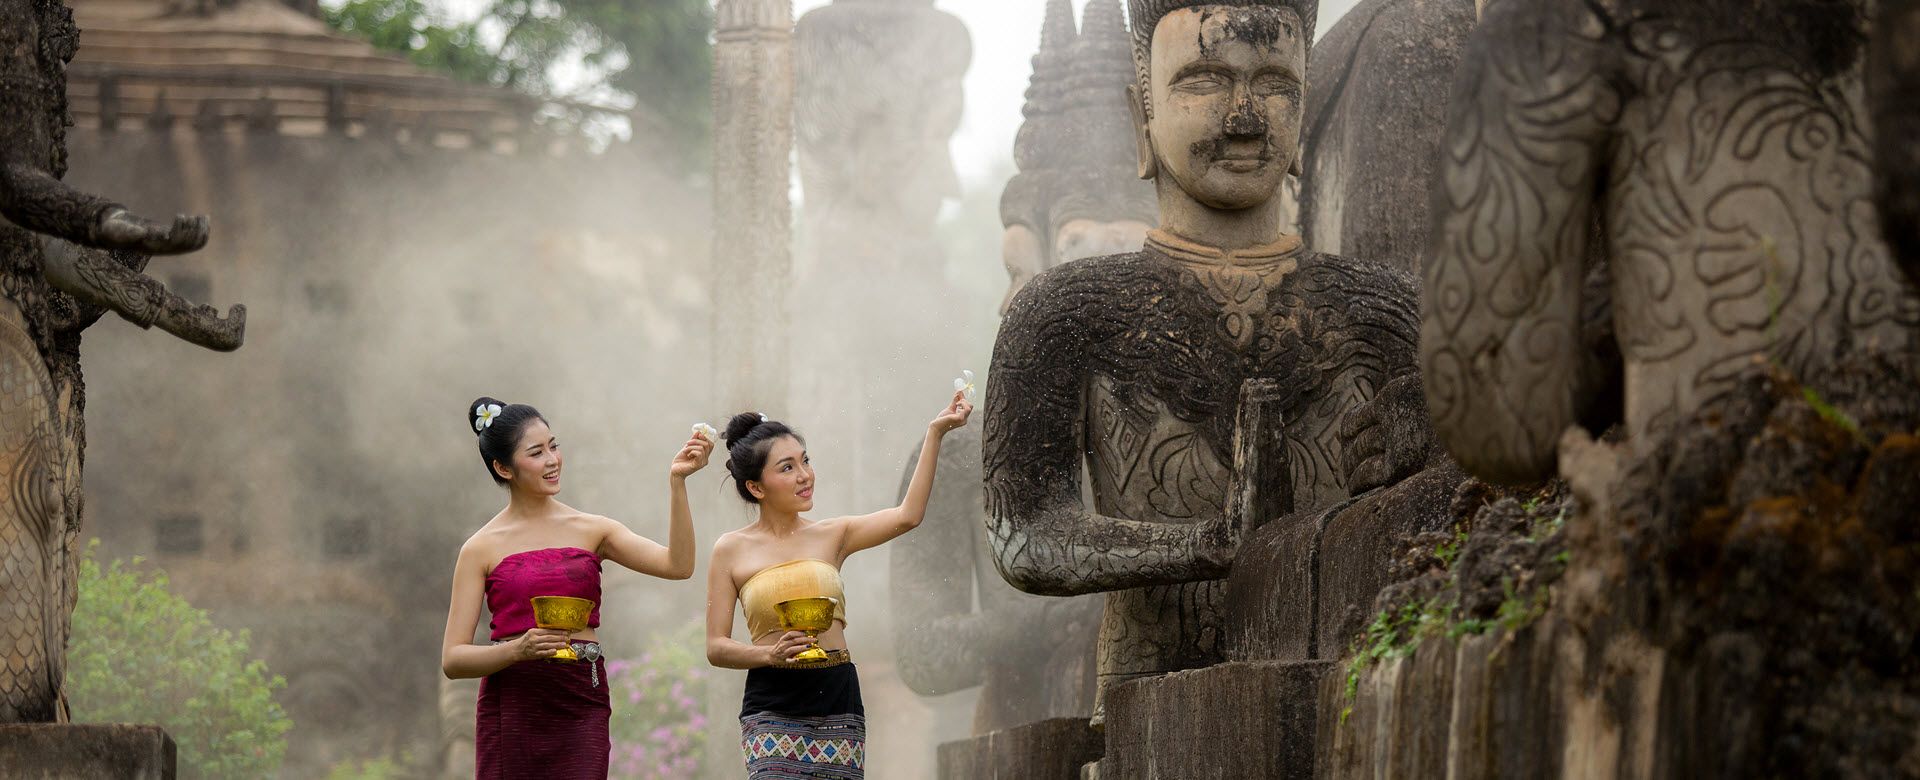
1138 7 1306 212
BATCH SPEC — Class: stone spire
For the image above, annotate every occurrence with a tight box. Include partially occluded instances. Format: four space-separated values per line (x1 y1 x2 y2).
1015 0 1078 173
1004 0 1078 236
1052 0 1158 231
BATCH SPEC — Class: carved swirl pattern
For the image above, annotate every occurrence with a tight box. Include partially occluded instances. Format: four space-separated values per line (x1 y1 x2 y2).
1422 0 1920 484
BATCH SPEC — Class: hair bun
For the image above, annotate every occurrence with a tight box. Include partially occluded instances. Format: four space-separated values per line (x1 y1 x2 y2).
723 412 766 444
468 396 508 436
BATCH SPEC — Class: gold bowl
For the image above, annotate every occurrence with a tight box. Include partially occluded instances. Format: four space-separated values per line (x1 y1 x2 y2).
775 596 838 662
531 596 595 662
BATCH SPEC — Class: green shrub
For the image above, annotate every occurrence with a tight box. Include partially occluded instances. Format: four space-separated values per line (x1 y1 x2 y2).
65 540 293 778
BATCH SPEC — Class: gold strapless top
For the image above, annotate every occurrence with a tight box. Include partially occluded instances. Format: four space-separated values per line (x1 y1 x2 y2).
738 559 847 643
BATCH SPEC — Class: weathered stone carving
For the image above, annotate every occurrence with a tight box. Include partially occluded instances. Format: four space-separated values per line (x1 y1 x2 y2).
984 0 1428 716
1297 0 1476 272
1323 3 1920 774
997 0 1076 313
1046 0 1157 266
997 0 1157 314
0 0 246 723
888 425 1101 733
1421 0 1920 485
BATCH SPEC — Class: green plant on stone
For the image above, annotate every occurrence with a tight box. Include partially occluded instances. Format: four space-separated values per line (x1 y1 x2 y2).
1494 577 1550 632
1761 235 1786 352
65 540 293 779
1528 504 1568 543
1447 617 1496 639
1434 526 1468 568
1801 385 1867 445
1753 236 1868 446
1341 598 1451 724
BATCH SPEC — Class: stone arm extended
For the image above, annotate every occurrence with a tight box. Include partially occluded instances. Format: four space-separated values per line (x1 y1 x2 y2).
1871 0 1920 287
889 426 992 695
0 163 208 256
1420 0 1619 485
0 162 242 351
982 271 1232 597
38 240 245 351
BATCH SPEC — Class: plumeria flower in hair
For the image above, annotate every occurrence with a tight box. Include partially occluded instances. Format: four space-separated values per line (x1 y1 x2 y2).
954 369 976 400
692 422 719 444
473 403 504 433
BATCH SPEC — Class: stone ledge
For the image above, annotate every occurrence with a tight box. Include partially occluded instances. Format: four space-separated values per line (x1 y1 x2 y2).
0 724 176 779
1099 660 1332 779
937 717 1102 780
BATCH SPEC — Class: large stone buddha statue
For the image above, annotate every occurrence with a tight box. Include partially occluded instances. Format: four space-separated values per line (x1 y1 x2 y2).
984 0 1433 717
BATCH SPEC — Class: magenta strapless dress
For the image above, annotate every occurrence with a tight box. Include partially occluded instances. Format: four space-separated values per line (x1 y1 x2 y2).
475 547 609 779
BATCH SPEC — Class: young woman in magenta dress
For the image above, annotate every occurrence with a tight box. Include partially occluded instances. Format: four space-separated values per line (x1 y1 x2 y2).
705 388 973 779
439 397 712 778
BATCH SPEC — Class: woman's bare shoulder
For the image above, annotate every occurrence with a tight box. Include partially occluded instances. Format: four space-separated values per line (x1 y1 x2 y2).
457 513 514 565
713 527 753 553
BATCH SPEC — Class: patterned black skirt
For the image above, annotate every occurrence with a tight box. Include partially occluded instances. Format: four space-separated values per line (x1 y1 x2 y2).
739 650 865 778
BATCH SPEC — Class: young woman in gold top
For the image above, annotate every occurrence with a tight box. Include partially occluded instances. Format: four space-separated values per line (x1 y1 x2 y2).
706 389 972 779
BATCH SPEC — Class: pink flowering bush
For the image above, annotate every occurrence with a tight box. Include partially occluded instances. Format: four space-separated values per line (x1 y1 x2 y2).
606 619 708 778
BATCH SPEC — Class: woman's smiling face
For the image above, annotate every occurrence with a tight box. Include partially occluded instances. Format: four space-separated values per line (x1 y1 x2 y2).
748 435 814 512
496 419 563 496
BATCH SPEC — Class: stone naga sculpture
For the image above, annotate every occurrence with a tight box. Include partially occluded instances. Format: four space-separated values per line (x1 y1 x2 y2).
1422 0 1920 485
984 0 1426 715
0 0 246 722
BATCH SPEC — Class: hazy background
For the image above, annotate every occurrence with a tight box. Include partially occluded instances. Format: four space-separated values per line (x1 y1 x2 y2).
427 0 1367 189
67 0 1369 776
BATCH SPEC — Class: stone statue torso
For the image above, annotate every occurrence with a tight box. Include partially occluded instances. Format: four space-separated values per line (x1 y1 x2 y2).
1013 232 1419 678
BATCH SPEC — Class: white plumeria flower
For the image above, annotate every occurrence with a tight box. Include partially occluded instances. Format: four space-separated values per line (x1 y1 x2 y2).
954 369 976 400
692 422 719 444
473 403 504 432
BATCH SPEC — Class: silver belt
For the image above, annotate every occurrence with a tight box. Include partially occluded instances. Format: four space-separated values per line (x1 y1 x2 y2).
493 640 604 687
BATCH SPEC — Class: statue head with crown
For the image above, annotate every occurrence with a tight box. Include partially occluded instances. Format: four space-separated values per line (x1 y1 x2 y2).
998 0 1161 315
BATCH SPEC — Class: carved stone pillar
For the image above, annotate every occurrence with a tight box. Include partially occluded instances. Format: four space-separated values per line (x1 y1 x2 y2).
711 0 794 416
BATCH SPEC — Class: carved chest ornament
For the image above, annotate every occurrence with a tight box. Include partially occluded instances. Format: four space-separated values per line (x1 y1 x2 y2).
1145 229 1301 350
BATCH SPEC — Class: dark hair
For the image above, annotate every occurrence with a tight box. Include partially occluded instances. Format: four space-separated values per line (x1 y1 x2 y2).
467 396 547 485
722 412 803 503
